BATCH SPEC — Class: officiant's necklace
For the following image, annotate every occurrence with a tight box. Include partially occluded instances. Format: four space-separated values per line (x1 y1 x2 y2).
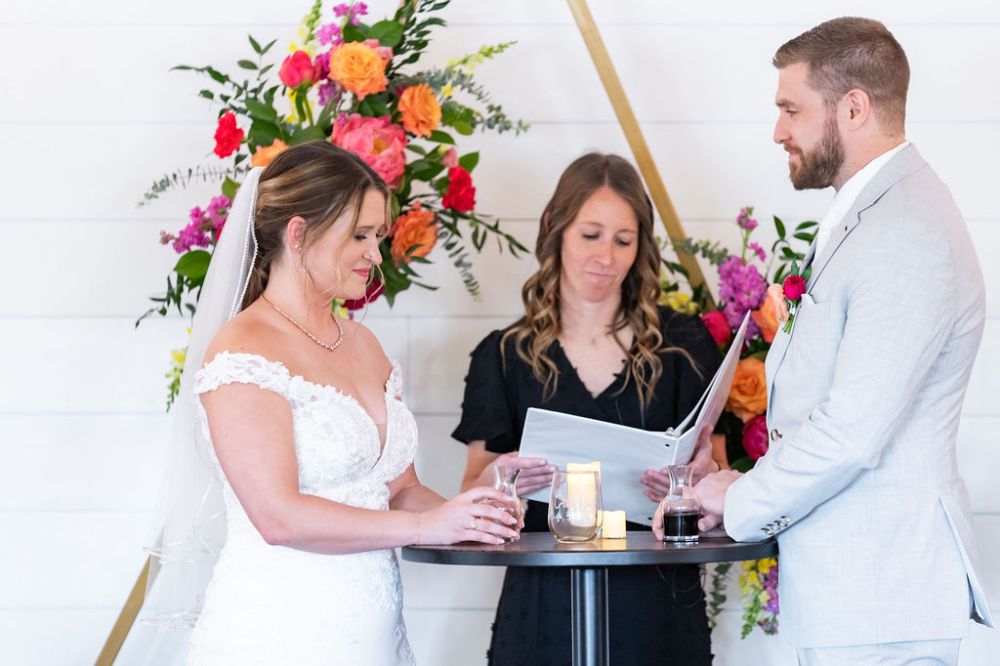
261 295 344 352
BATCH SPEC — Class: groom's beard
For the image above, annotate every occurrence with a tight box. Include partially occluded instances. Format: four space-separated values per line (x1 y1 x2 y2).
787 113 845 190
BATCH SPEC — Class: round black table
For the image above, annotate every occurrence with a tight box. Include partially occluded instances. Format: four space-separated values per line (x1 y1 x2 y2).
402 530 777 666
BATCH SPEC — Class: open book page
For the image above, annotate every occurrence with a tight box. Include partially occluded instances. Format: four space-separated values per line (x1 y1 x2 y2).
518 313 750 527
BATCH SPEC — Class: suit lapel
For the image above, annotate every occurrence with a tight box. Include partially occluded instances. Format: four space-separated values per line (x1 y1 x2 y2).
807 145 928 292
767 145 928 405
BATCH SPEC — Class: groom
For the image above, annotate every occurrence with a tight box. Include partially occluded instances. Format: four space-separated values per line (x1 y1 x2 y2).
691 17 994 664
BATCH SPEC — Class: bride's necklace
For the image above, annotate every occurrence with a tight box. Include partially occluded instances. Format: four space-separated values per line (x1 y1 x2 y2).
261 295 344 352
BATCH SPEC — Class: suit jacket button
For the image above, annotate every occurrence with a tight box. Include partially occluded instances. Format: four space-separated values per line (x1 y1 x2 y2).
770 428 782 441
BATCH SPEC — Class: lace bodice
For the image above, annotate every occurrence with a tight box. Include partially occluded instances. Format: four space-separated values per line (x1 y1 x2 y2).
186 351 417 666
195 351 417 509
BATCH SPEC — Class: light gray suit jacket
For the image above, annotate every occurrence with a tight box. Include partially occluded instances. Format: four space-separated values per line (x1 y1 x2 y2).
724 144 995 648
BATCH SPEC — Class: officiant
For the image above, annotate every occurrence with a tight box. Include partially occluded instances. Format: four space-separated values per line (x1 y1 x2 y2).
453 152 722 665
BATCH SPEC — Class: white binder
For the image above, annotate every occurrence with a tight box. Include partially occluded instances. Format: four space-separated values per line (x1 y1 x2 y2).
519 313 750 526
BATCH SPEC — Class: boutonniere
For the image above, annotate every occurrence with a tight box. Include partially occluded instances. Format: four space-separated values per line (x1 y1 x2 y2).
781 261 812 333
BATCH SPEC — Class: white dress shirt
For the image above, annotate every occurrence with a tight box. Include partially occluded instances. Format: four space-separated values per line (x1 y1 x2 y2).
813 141 910 257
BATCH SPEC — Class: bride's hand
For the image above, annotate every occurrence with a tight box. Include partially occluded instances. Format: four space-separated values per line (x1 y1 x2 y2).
417 487 518 546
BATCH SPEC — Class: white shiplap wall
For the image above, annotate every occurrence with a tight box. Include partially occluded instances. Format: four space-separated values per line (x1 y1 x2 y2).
1 1 997 664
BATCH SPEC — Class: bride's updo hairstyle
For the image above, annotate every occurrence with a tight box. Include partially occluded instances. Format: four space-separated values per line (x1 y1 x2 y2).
241 141 391 309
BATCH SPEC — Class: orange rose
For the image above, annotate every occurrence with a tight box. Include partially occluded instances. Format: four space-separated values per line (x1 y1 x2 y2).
398 84 441 137
727 358 767 421
251 139 288 167
329 42 387 100
391 203 437 263
751 304 779 344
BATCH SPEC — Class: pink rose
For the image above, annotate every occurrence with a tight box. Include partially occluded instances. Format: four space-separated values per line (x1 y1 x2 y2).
701 310 732 347
783 275 807 303
362 38 394 62
441 147 458 168
742 414 769 461
279 50 316 88
330 113 407 187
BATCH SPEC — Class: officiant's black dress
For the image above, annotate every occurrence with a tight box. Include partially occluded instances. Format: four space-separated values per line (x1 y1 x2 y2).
453 308 718 666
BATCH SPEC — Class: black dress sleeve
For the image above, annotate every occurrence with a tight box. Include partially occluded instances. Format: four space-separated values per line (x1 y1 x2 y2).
451 329 518 453
662 309 723 422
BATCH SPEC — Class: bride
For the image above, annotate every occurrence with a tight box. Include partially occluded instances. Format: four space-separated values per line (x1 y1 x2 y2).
143 141 517 666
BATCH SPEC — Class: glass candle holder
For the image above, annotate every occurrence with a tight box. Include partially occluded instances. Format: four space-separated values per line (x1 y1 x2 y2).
548 470 603 543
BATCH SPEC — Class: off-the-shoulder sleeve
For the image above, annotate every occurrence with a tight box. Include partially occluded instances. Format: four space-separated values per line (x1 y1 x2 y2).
451 330 517 453
194 351 291 399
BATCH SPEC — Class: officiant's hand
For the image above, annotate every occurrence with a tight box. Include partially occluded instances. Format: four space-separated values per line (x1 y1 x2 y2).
641 427 720 501
491 452 556 496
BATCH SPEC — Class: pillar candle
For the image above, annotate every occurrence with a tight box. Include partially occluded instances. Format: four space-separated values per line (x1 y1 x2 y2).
601 510 626 538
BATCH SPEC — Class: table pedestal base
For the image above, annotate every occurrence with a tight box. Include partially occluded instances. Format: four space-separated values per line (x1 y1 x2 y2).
570 567 609 666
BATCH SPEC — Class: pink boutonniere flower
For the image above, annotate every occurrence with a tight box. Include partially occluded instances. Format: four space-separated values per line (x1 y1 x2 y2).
780 262 812 333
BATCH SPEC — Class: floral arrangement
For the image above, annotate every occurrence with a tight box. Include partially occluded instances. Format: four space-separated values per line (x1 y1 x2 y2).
137 0 529 408
660 206 816 637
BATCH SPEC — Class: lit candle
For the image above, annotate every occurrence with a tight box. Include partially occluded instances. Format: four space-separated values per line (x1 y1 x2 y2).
601 510 626 539
565 462 601 528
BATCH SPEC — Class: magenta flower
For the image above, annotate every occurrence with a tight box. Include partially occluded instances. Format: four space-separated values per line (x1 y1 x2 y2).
317 23 341 46
749 241 766 262
718 256 767 331
317 80 342 107
737 207 758 231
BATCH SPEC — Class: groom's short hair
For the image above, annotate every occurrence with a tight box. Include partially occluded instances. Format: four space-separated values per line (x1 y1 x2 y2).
774 17 909 135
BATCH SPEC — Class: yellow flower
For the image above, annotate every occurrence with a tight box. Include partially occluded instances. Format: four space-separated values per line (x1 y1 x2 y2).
288 41 299 53
441 83 454 98
170 349 186 366
757 557 777 575
659 290 697 314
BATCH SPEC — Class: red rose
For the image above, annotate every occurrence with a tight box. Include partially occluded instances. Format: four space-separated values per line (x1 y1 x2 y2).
742 414 769 461
213 111 244 158
442 166 476 213
280 50 316 88
701 310 732 347
344 278 384 311
783 275 807 303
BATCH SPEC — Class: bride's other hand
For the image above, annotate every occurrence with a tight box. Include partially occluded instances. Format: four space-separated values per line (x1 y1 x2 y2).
417 487 518 546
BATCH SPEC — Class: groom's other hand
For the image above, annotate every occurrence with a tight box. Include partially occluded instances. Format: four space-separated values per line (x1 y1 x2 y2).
693 470 742 532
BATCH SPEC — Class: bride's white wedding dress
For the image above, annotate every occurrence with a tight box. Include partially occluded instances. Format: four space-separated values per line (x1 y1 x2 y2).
185 352 417 666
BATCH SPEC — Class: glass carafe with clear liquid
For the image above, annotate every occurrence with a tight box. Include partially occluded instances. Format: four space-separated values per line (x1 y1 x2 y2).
493 465 522 542
659 464 700 543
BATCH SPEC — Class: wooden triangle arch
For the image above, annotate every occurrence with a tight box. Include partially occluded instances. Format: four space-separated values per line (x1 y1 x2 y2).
96 2 708 662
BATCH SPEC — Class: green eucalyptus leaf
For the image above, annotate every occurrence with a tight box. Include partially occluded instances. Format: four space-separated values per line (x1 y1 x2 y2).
368 20 404 47
342 23 369 43
238 59 258 70
174 250 211 282
458 151 479 172
773 215 786 239
428 129 454 145
221 177 240 199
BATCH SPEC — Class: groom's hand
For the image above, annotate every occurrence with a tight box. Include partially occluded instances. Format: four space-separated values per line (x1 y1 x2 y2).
692 470 742 532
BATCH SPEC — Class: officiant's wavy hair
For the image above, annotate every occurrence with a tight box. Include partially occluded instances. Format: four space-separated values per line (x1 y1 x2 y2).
503 152 699 407
242 141 391 309
773 17 909 135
